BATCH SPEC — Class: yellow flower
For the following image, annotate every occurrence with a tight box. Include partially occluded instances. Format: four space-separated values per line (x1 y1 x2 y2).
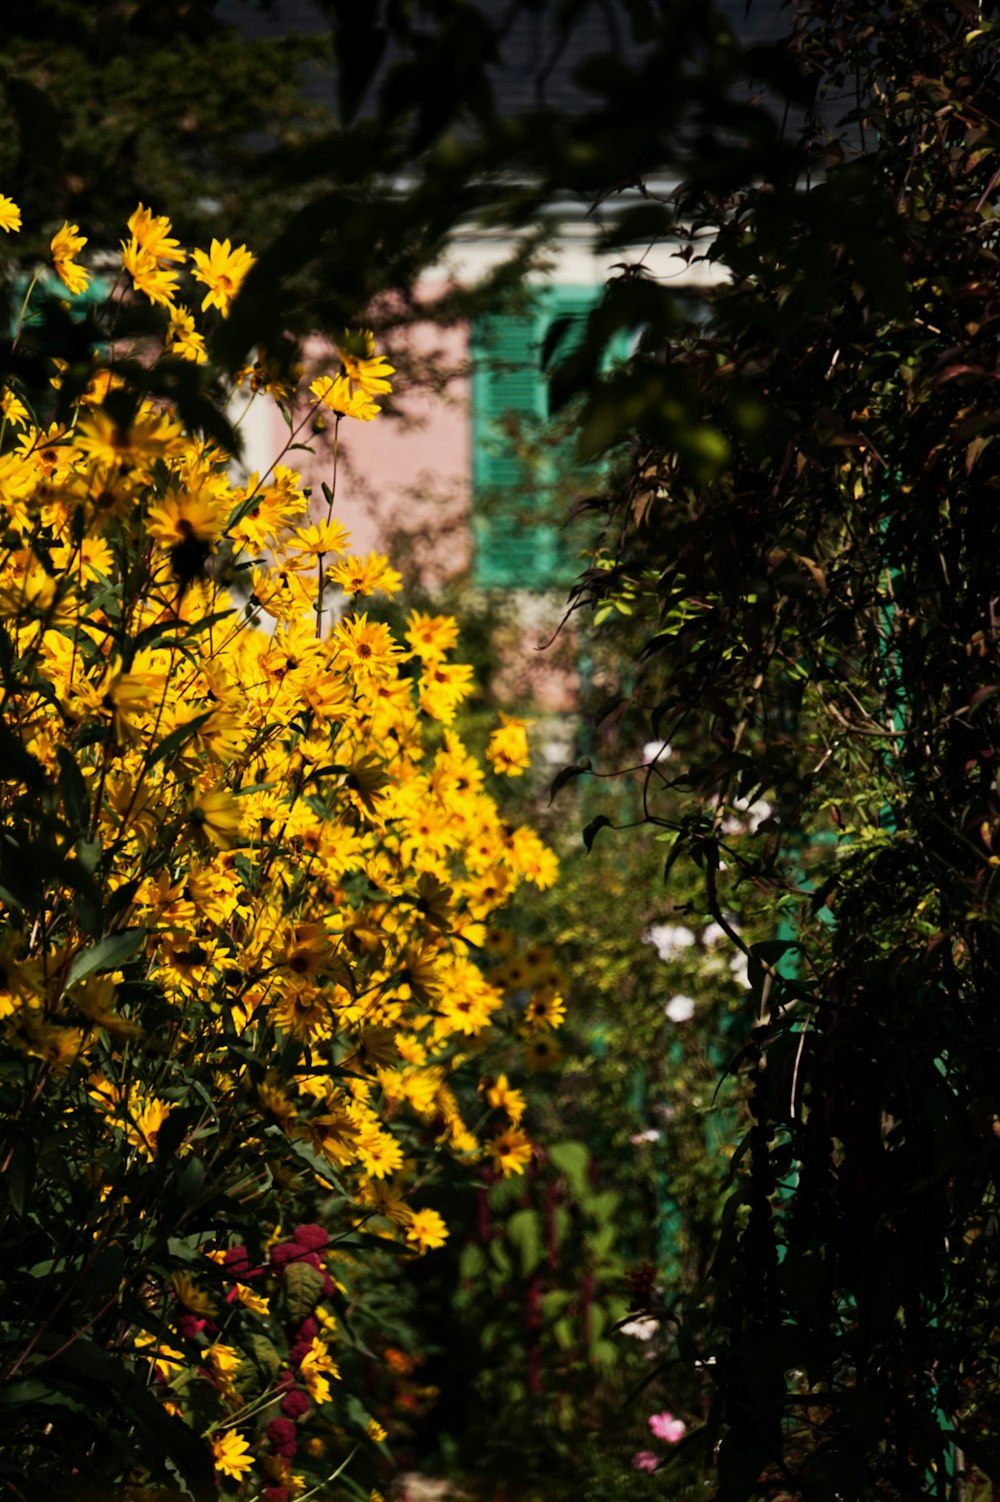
289 517 350 558
126 1096 172 1157
524 1034 562 1072
121 205 185 306
405 611 459 661
191 237 255 315
171 1270 217 1316
0 195 21 233
487 713 532 777
188 788 243 849
482 1073 526 1125
309 374 374 421
121 242 179 308
330 552 402 597
405 1207 448 1254
332 613 404 680
300 1336 341 1405
164 305 207 363
211 1429 255 1480
206 1342 243 1379
487 1127 534 1177
309 331 395 422
51 222 91 296
523 985 567 1031
367 1420 388 1442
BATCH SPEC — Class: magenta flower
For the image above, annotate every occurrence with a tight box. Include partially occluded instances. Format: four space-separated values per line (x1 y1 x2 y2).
632 1451 660 1472
648 1410 687 1443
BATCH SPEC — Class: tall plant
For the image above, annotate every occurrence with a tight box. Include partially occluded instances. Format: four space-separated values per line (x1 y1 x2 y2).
556 2 1000 1496
0 200 557 1500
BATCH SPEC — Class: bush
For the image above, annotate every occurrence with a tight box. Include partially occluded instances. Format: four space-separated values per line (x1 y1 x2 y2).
0 201 556 1500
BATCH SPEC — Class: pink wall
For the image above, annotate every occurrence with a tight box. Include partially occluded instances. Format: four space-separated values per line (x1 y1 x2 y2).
242 320 472 588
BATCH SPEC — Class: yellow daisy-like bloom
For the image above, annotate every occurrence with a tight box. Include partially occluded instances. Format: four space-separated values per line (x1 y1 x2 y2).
482 1073 526 1125
405 611 459 661
524 1034 562 1072
333 613 404 681
129 204 185 260
211 1429 255 1480
188 788 243 849
0 195 21 233
190 237 255 316
309 330 395 422
523 985 566 1031
300 1336 341 1405
171 1270 217 1317
121 240 175 307
1 388 29 426
487 713 532 777
147 489 228 549
126 1095 172 1157
50 222 91 297
404 1206 448 1254
309 373 378 422
290 517 350 558
330 552 403 597
164 305 207 363
487 1127 534 1177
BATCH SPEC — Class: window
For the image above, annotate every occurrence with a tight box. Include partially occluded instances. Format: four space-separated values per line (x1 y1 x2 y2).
470 285 624 591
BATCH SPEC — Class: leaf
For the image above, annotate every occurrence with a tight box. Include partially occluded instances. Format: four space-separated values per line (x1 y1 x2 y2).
0 1379 83 1412
56 745 89 830
157 1107 199 1162
145 710 215 771
583 814 612 852
247 1334 282 1380
0 723 46 790
549 759 591 803
553 1316 576 1351
6 1136 34 1218
548 1140 590 1198
284 1260 326 1324
64 928 147 991
583 1189 620 1224
507 1208 543 1275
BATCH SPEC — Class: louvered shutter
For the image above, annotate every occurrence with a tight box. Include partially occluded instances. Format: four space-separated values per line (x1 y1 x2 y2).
470 288 628 591
470 304 556 589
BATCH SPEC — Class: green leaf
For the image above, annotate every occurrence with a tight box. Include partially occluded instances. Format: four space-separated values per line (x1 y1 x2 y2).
64 928 147 991
590 1338 618 1368
553 1316 576 1351
56 745 89 830
247 1334 282 1380
507 1208 543 1275
548 1140 590 1198
284 1260 326 1324
145 711 215 771
583 1189 620 1225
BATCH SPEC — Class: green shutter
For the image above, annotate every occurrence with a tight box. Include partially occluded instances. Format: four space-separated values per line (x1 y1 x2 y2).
471 286 627 591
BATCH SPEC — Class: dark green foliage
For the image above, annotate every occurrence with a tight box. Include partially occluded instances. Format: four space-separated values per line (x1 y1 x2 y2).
564 2 1000 1496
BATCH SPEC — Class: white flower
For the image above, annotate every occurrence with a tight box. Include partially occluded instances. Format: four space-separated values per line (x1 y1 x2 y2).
620 1317 660 1341
701 921 727 947
642 741 672 764
665 994 696 1023
645 923 696 960
630 1129 662 1144
730 952 751 988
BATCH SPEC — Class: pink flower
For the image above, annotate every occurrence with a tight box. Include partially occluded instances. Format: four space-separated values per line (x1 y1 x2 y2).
632 1451 660 1472
648 1410 687 1443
